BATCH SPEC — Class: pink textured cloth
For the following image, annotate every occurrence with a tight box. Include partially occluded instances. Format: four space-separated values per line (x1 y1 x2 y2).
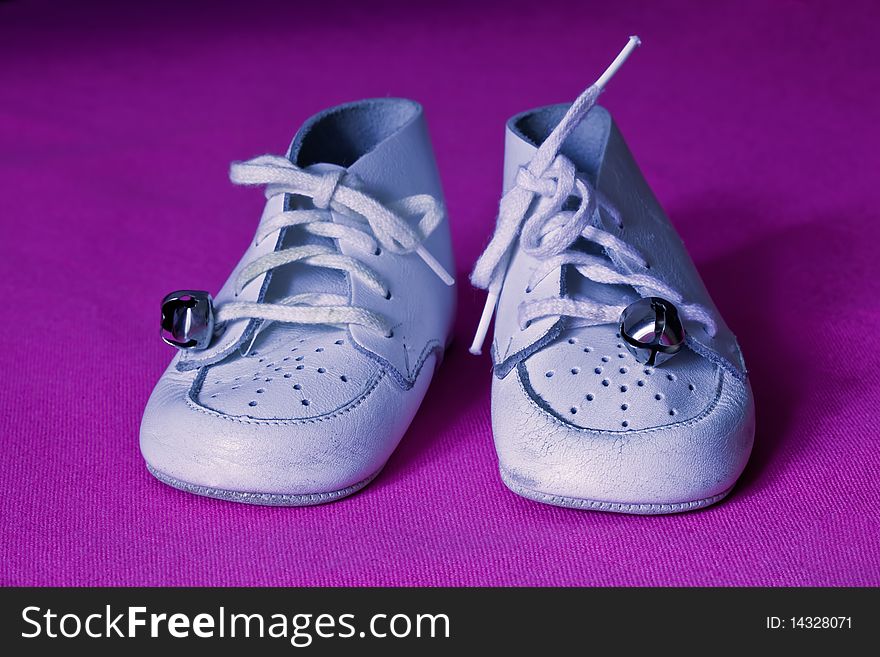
1 0 878 586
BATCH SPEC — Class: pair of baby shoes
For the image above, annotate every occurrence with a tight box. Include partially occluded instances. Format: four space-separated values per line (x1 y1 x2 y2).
140 38 754 514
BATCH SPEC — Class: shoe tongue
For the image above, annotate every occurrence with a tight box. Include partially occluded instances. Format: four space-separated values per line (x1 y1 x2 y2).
504 107 638 314
565 256 639 312
345 111 434 203
255 111 433 348
305 161 346 176
261 162 348 305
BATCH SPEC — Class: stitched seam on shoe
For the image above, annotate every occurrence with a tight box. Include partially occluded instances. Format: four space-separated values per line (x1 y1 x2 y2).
492 266 569 379
177 234 285 374
686 335 747 382
516 361 726 435
492 318 565 379
185 367 386 425
147 463 378 505
349 336 442 390
500 467 731 512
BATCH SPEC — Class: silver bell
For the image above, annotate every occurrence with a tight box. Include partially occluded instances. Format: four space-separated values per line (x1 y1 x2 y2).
160 290 215 350
619 297 685 366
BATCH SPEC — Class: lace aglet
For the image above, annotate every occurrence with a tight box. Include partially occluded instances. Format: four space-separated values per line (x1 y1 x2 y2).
595 36 641 91
469 291 499 356
416 245 455 286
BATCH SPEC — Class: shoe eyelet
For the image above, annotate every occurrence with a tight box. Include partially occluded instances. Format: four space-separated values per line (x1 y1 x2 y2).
384 291 392 300
373 247 382 256
385 330 394 338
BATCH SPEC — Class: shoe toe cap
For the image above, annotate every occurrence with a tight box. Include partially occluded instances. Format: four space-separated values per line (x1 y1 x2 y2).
139 355 430 500
492 356 755 511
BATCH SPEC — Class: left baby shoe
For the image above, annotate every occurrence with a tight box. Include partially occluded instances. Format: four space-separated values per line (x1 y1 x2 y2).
140 99 456 505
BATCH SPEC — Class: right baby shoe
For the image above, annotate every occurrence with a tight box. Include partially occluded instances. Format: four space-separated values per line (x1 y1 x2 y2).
469 38 755 514
140 99 456 505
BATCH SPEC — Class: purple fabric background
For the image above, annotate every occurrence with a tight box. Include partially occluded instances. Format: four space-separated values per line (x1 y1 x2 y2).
2 0 878 586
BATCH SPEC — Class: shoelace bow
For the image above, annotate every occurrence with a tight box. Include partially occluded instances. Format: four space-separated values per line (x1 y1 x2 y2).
214 155 454 339
469 37 715 355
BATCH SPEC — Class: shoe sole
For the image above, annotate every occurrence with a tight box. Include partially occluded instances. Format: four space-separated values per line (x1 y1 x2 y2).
499 467 733 515
145 463 381 507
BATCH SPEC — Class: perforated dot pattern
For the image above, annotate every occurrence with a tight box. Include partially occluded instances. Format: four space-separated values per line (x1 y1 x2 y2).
523 327 719 431
197 325 380 419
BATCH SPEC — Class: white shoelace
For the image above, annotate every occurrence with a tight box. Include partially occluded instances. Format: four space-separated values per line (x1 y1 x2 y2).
469 37 715 355
214 155 454 339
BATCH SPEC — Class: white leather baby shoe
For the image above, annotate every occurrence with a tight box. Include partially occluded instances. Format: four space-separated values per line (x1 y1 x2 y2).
470 38 754 514
141 99 456 505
